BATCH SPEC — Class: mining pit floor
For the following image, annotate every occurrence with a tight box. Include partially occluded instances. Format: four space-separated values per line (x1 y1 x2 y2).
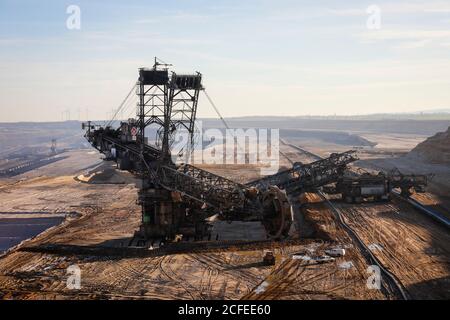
0 148 449 300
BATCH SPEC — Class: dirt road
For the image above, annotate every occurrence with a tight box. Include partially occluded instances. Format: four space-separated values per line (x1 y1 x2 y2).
1 147 449 299
330 197 450 299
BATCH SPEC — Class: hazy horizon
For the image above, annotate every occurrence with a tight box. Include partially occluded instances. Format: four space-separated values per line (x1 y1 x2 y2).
1 0 450 122
2 109 450 124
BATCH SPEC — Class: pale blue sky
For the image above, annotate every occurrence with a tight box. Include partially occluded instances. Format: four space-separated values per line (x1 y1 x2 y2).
1 0 450 121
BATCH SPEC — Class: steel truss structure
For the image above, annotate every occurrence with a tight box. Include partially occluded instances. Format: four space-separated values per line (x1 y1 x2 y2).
83 60 365 242
247 151 359 196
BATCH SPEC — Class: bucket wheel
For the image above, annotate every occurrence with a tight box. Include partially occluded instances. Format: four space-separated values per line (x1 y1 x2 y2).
261 186 292 239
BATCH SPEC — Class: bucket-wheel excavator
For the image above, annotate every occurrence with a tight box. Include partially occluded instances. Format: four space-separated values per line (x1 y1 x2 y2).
83 59 359 243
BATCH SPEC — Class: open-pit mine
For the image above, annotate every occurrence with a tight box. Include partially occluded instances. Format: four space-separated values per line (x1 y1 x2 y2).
1 61 449 300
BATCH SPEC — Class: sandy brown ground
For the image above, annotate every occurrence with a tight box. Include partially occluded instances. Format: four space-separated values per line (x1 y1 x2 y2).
244 192 386 300
0 142 449 300
276 138 450 299
0 147 390 300
330 197 450 299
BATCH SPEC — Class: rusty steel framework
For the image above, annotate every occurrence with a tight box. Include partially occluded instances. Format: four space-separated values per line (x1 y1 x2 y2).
333 172 391 203
83 59 364 243
247 151 359 196
136 58 202 162
388 168 429 196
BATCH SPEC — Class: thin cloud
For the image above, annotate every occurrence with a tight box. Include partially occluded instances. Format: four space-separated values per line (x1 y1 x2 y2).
330 1 450 15
361 30 450 40
358 29 450 49
394 39 432 49
134 12 229 24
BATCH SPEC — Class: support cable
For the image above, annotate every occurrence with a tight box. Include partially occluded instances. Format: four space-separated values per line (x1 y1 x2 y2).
203 90 230 130
106 84 136 127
